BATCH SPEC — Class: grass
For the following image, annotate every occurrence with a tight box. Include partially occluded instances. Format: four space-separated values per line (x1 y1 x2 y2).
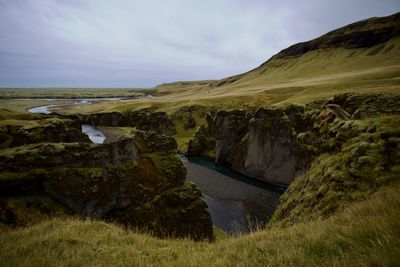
26 37 397 117
0 88 152 99
0 184 399 267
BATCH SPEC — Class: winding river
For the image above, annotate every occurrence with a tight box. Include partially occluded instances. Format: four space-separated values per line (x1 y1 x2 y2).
27 98 123 114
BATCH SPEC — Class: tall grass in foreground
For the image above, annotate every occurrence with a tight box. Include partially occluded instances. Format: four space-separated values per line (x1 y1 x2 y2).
1 185 399 266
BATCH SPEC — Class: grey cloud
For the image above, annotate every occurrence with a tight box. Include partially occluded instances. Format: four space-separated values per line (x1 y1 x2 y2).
0 0 398 87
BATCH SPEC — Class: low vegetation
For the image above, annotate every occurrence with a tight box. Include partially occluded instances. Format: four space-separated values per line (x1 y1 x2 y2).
0 184 399 266
0 88 153 99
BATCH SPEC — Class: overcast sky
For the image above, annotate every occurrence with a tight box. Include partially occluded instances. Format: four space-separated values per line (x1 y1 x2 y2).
0 0 398 87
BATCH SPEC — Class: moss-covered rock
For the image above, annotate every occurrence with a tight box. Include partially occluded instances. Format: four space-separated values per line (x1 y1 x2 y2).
328 93 400 118
187 94 400 187
112 183 214 241
187 125 215 158
187 105 316 185
171 105 207 131
82 109 176 135
0 139 138 172
270 115 400 227
0 118 90 149
0 130 213 240
83 112 128 126
133 131 177 153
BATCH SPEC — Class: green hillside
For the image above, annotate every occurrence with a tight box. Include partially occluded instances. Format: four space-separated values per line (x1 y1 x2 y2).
152 12 400 105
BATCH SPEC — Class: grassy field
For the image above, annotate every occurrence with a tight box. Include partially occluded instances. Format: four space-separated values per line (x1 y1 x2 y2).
0 88 153 99
1 184 398 267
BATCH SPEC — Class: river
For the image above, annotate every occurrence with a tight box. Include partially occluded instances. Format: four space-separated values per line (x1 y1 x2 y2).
27 103 283 235
79 124 283 234
182 155 283 234
26 98 123 114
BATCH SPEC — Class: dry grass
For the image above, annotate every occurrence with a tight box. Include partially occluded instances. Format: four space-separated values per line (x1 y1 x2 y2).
1 185 399 267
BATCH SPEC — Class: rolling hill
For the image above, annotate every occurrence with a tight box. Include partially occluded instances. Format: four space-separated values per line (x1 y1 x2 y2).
153 12 400 106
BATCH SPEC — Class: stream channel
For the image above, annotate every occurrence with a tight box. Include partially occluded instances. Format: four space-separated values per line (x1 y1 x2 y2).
29 101 284 234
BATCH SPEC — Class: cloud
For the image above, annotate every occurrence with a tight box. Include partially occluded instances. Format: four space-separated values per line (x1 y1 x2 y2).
0 0 398 87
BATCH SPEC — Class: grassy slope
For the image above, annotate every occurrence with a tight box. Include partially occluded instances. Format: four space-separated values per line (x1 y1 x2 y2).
41 37 399 116
1 184 399 267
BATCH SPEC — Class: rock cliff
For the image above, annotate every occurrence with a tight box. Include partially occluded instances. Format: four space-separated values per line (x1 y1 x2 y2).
188 105 314 186
0 124 214 241
82 109 176 135
188 93 400 187
0 118 90 149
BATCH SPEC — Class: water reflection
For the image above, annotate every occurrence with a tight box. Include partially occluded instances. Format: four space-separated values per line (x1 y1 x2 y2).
182 155 283 235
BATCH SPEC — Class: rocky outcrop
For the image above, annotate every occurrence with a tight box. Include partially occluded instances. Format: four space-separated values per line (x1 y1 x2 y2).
231 106 311 186
270 114 400 227
83 112 127 126
213 110 249 165
0 131 214 241
188 105 314 186
82 109 176 135
328 93 400 119
0 118 90 149
188 93 400 187
187 125 215 157
109 183 214 241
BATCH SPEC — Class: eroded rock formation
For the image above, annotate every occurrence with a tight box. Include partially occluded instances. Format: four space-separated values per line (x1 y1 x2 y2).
0 123 214 241
188 93 400 187
0 118 90 149
82 109 176 135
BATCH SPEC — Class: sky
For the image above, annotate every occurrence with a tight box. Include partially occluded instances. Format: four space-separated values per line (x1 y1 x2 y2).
0 0 399 88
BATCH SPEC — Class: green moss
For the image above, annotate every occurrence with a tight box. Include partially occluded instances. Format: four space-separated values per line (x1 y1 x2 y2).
171 105 209 152
270 115 400 227
143 152 186 188
126 183 215 241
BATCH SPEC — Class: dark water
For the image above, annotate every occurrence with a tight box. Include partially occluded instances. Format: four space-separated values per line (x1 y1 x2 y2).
181 155 284 235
